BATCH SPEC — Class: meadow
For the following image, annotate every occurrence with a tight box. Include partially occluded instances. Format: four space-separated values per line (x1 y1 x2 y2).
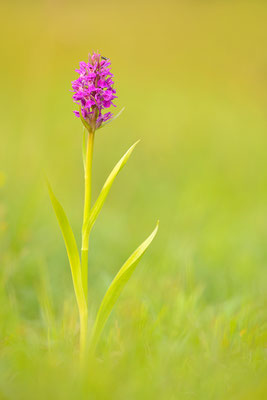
0 1 267 398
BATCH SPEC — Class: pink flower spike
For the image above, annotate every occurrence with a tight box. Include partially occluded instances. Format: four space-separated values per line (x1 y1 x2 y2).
72 52 117 131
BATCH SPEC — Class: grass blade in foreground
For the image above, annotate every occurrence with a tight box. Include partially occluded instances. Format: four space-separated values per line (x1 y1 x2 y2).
47 181 88 353
84 140 139 240
89 221 159 354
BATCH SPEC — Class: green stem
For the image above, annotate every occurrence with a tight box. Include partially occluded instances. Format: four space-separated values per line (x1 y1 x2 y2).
81 129 95 303
79 306 88 358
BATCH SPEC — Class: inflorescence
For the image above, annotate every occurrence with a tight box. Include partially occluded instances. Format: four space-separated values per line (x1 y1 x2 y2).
72 52 117 131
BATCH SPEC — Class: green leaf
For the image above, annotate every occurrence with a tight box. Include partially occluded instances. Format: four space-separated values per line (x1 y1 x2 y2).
89 221 159 353
83 140 139 239
47 181 87 315
99 107 125 129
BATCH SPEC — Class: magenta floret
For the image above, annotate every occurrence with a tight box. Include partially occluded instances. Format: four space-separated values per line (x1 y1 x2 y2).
72 52 117 131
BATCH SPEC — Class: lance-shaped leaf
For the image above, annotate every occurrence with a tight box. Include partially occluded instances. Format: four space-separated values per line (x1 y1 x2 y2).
99 107 125 129
83 140 139 238
47 181 87 315
89 221 159 353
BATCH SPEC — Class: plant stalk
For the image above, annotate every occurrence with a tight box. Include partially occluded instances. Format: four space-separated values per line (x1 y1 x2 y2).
81 129 95 304
79 306 88 358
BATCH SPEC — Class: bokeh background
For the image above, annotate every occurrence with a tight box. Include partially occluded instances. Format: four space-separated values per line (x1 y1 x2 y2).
0 0 267 399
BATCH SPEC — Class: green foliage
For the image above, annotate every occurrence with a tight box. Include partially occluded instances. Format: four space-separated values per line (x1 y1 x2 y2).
99 107 125 129
47 137 157 356
90 221 159 353
46 181 86 316
84 140 140 239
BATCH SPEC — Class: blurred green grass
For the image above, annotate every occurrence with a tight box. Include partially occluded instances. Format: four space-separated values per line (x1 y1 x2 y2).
0 0 267 399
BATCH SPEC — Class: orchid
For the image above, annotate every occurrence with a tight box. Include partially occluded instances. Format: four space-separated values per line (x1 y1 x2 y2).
47 52 158 358
72 53 117 131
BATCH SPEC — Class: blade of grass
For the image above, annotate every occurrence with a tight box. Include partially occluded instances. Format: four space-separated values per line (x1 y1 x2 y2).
83 140 139 240
89 221 159 354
